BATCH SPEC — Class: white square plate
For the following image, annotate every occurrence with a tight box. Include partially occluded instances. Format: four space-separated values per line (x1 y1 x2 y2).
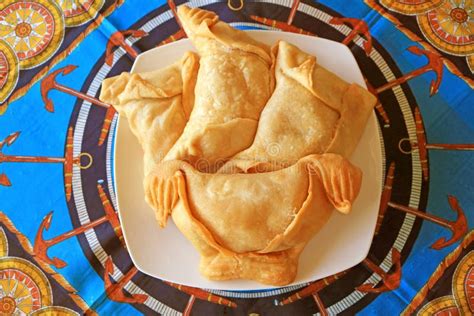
114 31 382 290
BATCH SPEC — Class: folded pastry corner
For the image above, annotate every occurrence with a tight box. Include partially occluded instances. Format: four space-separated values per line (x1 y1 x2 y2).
100 51 199 175
164 6 274 171
145 153 362 285
220 41 376 173
177 5 271 64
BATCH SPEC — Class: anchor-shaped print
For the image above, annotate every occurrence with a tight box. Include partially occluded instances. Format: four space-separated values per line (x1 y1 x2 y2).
41 66 116 146
377 46 443 96
250 0 314 35
326 17 389 126
0 127 92 201
278 271 346 315
0 173 11 186
104 257 148 304
375 162 395 235
366 80 391 127
278 247 401 312
33 183 123 268
377 161 468 249
399 107 474 181
329 17 373 56
165 281 237 315
365 47 443 129
158 0 187 46
357 248 402 293
105 29 149 66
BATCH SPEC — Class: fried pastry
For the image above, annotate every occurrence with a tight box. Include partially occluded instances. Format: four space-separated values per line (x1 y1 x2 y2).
100 52 199 175
164 6 274 171
145 153 362 285
220 41 376 173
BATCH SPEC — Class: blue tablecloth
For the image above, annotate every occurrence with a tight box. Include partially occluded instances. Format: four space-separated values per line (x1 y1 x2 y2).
0 0 473 315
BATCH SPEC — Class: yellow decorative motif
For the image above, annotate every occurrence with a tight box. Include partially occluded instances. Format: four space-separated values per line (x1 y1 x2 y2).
56 0 105 27
0 213 92 313
0 0 119 113
0 257 53 314
417 0 474 56
0 0 65 69
417 295 459 315
0 228 7 257
380 0 443 15
403 231 474 315
30 306 80 316
453 251 474 314
365 0 474 89
0 39 19 105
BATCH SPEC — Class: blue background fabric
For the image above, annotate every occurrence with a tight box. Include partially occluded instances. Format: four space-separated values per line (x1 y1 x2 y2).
0 0 473 315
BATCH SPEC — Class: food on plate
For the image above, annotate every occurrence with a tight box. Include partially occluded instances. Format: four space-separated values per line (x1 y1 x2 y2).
145 154 362 285
220 41 376 173
163 6 274 171
100 52 199 174
104 5 375 286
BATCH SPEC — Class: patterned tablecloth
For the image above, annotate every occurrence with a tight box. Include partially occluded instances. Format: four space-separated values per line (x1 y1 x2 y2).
0 0 473 315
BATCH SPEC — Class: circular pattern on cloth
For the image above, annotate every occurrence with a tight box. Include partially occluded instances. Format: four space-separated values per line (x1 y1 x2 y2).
0 257 53 314
453 251 474 313
56 0 105 27
380 0 443 15
30 306 80 316
417 296 459 315
0 0 65 69
64 1 429 314
417 0 474 56
0 39 19 104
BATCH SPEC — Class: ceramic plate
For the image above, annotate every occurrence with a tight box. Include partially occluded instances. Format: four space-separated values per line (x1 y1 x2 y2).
114 31 382 290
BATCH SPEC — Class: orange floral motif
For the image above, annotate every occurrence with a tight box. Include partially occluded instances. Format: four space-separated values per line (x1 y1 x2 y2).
380 0 443 15
417 251 474 314
366 0 474 86
0 0 65 69
0 228 51 315
452 251 474 313
417 296 459 315
417 0 474 56
0 228 53 314
402 231 474 315
0 39 18 104
0 214 91 314
30 306 79 315
0 0 123 115
56 0 105 27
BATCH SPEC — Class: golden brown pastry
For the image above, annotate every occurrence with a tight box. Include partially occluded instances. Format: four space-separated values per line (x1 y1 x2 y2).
220 41 376 173
163 6 274 171
145 153 362 285
100 52 199 175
